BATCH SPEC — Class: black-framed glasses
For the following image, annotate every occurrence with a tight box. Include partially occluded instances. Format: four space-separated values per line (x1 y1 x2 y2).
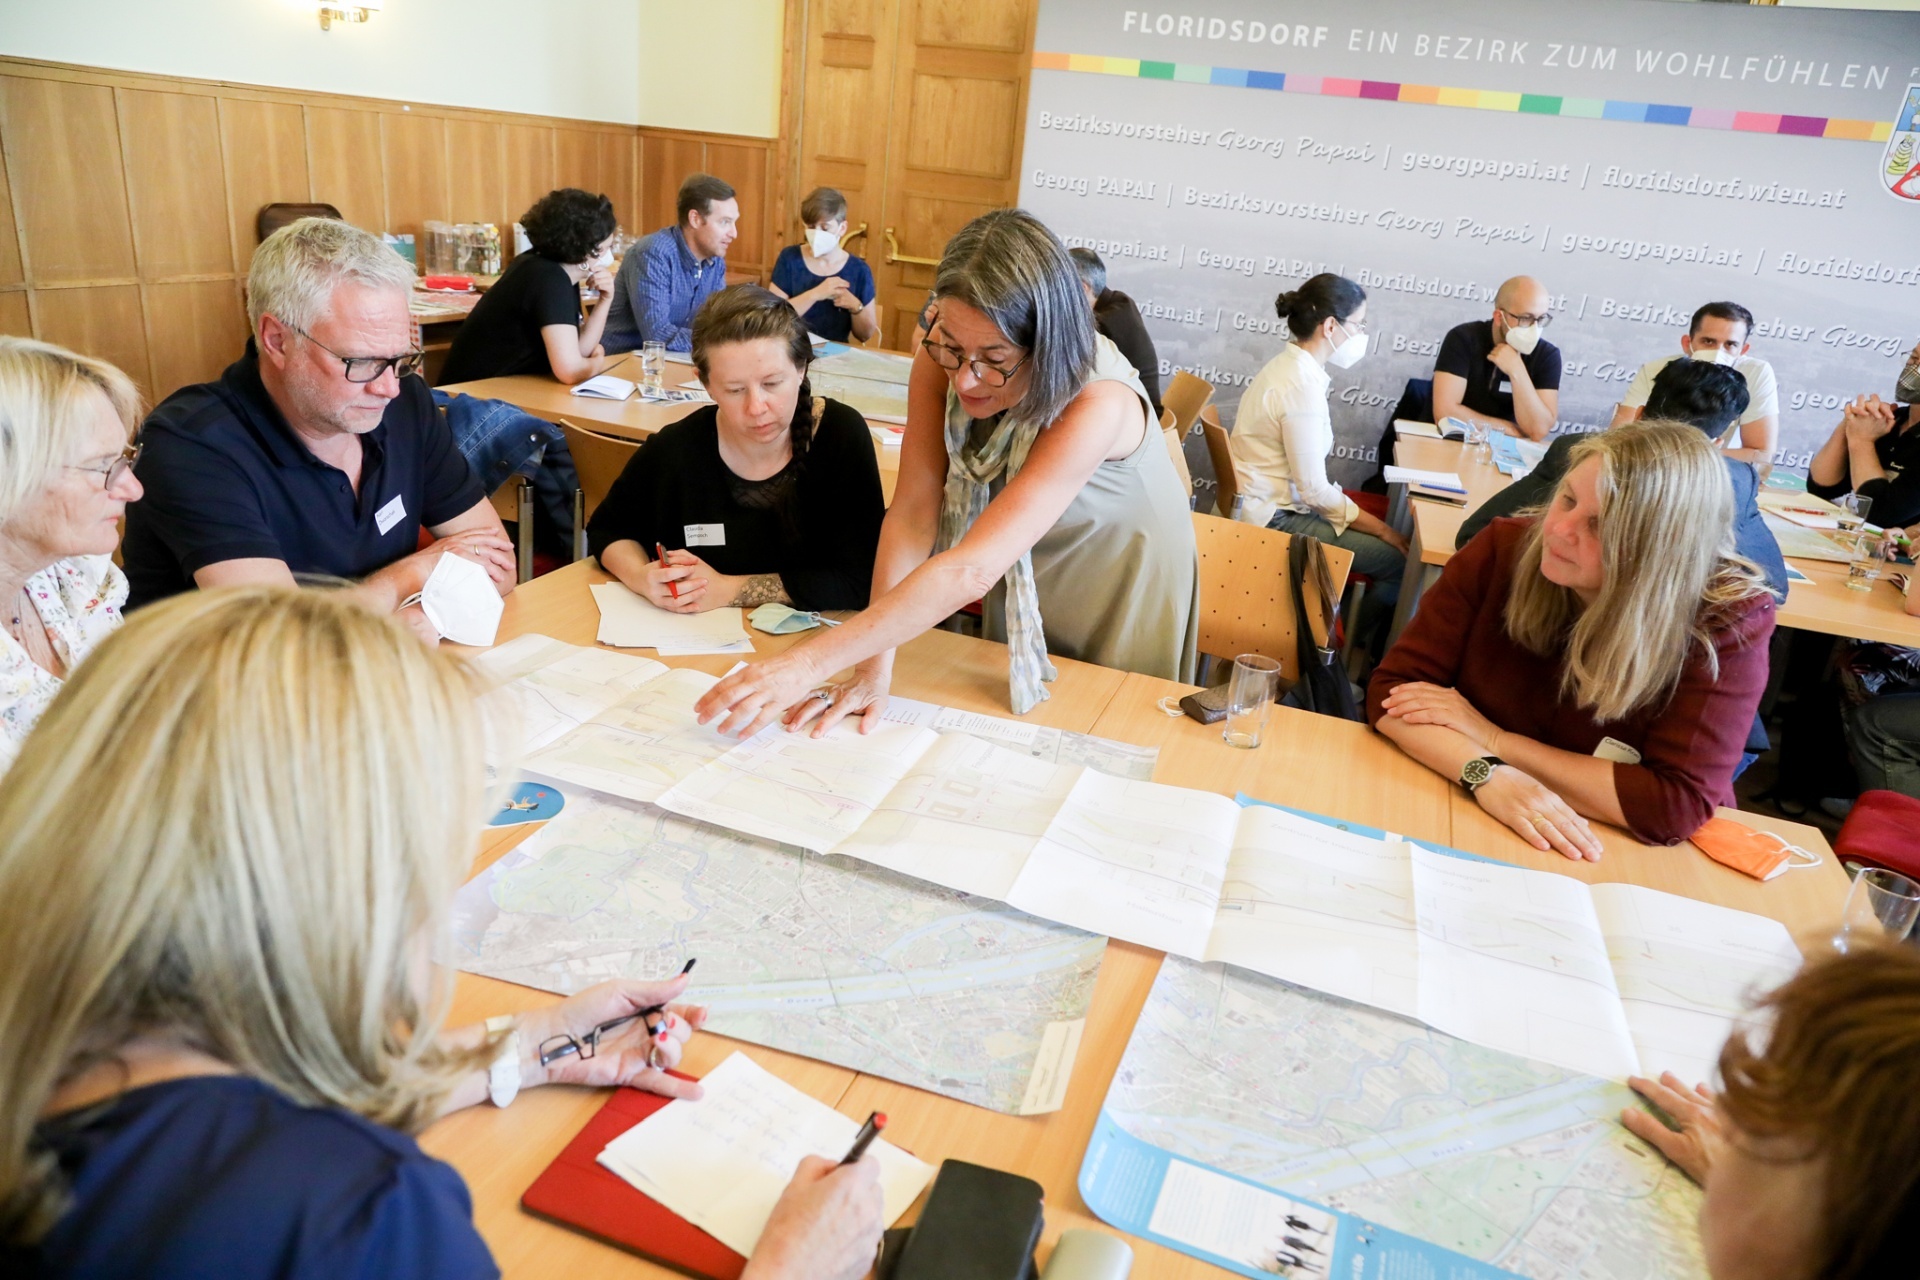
537 1010 658 1068
923 333 1030 387
1498 308 1554 329
68 441 141 489
285 321 425 383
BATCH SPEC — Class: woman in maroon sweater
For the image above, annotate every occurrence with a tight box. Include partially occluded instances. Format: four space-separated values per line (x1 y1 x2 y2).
1368 421 1776 854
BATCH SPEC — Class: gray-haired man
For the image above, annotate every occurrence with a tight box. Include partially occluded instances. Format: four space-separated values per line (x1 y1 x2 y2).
124 218 514 637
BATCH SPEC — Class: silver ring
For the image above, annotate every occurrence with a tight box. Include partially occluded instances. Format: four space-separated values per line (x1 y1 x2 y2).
812 689 834 704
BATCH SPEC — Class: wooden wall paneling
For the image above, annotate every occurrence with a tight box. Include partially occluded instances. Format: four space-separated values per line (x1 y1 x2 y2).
501 123 554 230
0 138 23 286
0 75 138 283
641 134 707 234
445 119 505 225
381 111 449 248
600 132 637 233
118 88 232 278
904 66 1020 178
218 97 311 264
915 0 1027 50
34 285 150 392
0 290 29 336
145 279 247 392
706 141 769 274
796 0 895 265
552 128 601 197
306 107 386 233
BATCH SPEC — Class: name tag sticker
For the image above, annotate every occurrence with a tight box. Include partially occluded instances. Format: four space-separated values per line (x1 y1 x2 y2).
685 523 726 547
1594 737 1643 765
375 494 407 536
1497 379 1513 394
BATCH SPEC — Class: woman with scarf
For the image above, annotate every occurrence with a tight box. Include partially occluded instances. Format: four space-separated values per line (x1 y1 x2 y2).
694 208 1198 736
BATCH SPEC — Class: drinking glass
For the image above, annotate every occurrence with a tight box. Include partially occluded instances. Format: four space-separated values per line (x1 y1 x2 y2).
1224 654 1281 749
1832 867 1920 952
1849 528 1889 591
1835 492 1871 541
640 341 666 393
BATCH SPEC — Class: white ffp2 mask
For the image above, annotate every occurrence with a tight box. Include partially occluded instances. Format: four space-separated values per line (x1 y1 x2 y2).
807 228 841 257
1327 329 1369 369
1504 323 1542 356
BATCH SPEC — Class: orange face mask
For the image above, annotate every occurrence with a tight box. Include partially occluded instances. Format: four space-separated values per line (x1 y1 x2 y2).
1691 816 1822 881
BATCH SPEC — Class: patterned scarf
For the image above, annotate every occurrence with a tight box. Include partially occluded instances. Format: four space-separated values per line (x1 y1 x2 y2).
934 395 1058 713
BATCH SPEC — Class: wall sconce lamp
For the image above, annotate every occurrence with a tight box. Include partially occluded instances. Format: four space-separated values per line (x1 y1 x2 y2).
317 0 382 30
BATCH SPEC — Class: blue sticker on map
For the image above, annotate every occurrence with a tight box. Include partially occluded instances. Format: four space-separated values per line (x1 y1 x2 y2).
488 781 565 826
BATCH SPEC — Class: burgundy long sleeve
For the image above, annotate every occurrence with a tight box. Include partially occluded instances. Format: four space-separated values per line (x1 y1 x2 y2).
1366 518 1776 845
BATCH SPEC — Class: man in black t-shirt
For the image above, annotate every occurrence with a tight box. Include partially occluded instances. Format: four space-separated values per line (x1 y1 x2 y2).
124 219 513 641
1068 247 1163 417
1431 276 1562 441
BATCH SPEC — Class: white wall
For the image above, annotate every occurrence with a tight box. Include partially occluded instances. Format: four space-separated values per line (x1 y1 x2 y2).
0 0 643 123
636 0 784 137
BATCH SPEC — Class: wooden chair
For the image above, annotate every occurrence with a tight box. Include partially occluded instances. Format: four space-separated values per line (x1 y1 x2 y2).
1190 511 1353 685
1159 406 1193 502
559 419 641 559
1162 370 1215 439
256 202 342 242
1200 406 1238 519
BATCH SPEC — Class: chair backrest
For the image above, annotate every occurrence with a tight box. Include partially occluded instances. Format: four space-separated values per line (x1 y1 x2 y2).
1161 426 1193 499
1200 406 1238 519
559 419 641 521
1162 370 1215 438
257 202 343 243
1190 511 1353 680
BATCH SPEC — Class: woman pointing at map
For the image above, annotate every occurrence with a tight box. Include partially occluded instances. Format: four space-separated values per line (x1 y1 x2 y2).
694 208 1198 736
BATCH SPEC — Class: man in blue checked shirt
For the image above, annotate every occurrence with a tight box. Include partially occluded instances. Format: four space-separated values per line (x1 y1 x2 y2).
604 173 738 353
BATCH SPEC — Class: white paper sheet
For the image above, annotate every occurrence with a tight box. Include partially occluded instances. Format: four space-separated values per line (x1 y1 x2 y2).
597 1053 933 1257
1381 465 1467 491
591 582 753 652
570 373 636 399
471 634 668 755
520 668 734 802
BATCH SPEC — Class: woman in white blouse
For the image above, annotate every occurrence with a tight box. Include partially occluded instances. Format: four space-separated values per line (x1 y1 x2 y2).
1227 274 1408 622
0 337 143 772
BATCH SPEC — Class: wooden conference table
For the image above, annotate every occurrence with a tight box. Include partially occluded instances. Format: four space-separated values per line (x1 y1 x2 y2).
423 560 1849 1278
1387 436 1920 647
439 353 904 504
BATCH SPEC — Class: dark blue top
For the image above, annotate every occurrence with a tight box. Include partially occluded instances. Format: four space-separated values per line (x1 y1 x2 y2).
123 348 485 609
770 245 875 343
604 225 729 354
15 1076 497 1280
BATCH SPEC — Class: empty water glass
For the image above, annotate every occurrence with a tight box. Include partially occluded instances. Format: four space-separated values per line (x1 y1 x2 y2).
1836 492 1871 541
641 341 666 393
1224 654 1282 749
1832 867 1920 952
1850 529 1889 592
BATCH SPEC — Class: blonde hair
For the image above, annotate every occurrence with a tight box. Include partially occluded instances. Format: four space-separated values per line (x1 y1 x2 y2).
247 216 415 334
1504 420 1771 723
0 337 141 525
0 588 496 1244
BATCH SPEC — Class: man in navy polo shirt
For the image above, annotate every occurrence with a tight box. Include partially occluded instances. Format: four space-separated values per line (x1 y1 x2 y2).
124 218 514 637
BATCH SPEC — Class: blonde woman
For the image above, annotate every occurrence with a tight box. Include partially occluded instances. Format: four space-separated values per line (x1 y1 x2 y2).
0 590 882 1278
0 337 143 775
1367 421 1775 853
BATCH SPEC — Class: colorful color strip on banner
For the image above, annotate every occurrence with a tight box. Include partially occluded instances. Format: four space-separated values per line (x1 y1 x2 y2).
1031 51 1894 141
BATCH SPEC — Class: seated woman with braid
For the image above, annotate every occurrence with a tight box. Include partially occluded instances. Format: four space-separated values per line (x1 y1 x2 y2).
588 285 886 611
1368 421 1776 853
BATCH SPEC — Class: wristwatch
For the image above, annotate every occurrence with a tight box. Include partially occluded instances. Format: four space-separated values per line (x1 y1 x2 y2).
1459 756 1505 794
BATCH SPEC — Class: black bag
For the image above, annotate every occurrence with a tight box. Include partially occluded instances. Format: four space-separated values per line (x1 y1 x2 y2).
1282 534 1363 721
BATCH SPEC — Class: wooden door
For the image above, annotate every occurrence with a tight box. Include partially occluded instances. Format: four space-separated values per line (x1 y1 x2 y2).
788 0 1035 350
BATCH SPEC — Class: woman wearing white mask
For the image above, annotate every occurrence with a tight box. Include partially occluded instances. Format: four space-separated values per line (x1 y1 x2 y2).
769 187 879 345
1226 274 1409 621
439 188 618 385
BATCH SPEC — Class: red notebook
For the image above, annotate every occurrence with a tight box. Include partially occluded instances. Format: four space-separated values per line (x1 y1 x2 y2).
521 1078 748 1280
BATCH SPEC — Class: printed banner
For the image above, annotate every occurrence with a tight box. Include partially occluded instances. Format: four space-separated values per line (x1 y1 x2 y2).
1019 0 1920 488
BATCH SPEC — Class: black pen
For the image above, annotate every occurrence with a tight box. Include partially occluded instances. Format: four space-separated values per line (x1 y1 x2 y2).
841 1111 887 1165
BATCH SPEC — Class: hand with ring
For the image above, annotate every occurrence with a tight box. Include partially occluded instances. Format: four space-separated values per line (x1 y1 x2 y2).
1473 765 1604 861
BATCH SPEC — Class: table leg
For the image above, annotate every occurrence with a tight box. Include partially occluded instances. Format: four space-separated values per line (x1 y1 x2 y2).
1386 482 1411 535
1386 518 1439 647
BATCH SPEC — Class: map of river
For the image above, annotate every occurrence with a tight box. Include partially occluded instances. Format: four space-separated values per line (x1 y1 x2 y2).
1101 956 1706 1279
450 792 1106 1114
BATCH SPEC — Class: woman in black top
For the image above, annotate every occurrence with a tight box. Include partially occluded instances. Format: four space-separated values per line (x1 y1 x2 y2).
438 188 618 385
1807 340 1920 528
589 286 886 611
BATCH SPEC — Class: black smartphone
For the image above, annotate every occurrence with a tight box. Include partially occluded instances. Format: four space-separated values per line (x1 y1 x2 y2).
889 1160 1045 1280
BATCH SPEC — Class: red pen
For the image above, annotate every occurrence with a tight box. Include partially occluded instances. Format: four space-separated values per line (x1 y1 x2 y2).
656 542 679 600
841 1111 886 1164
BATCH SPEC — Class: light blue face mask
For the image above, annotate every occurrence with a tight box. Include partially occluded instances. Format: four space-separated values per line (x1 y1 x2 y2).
747 603 841 634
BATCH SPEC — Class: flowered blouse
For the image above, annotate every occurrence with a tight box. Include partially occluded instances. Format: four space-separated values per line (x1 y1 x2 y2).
0 556 127 774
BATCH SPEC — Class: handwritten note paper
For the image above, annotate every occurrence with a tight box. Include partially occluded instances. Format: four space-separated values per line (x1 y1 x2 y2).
597 1052 935 1256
